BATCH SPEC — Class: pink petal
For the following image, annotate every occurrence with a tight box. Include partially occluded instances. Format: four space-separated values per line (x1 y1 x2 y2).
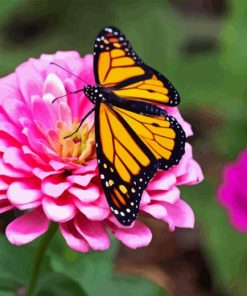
67 173 96 187
148 171 176 191
43 73 66 98
164 199 195 230
41 175 70 198
48 159 79 171
42 195 76 222
0 195 13 213
0 108 25 143
15 59 45 105
7 180 42 205
177 159 204 185
16 200 41 210
33 168 62 180
0 204 13 214
58 102 72 123
166 107 193 137
60 220 90 253
0 72 23 104
0 131 20 152
6 207 49 245
172 143 192 177
49 160 69 170
74 159 98 174
31 95 58 132
22 145 49 168
142 203 167 220
0 178 9 190
2 99 30 128
0 158 30 178
68 184 100 202
75 215 110 250
41 51 80 62
20 117 48 156
63 79 82 119
113 220 152 249
149 186 180 203
3 147 33 172
228 207 247 232
74 199 109 221
139 191 151 206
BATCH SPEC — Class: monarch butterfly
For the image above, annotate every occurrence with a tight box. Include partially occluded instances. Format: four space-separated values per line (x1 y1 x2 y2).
66 27 186 226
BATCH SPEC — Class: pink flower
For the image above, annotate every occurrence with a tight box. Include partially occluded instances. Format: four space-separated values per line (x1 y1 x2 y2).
0 51 203 252
218 150 247 232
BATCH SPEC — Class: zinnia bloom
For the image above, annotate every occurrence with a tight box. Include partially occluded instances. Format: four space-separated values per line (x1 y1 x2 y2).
218 149 247 232
0 51 203 252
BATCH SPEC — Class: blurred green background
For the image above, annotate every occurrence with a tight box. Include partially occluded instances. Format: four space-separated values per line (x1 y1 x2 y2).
0 0 247 295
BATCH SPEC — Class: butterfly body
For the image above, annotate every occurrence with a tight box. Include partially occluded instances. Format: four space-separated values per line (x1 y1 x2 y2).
84 85 168 117
83 27 186 226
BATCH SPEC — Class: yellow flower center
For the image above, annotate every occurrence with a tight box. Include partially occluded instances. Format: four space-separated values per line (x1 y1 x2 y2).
49 120 96 164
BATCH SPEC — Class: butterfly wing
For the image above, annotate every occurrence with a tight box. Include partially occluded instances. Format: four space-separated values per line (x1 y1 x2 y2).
94 26 180 106
95 102 158 226
95 102 185 226
112 106 186 171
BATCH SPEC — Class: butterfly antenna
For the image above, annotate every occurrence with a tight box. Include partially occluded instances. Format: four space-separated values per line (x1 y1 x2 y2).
51 88 84 104
50 62 89 85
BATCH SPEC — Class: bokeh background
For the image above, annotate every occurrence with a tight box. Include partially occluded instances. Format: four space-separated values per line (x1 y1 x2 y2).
0 0 247 295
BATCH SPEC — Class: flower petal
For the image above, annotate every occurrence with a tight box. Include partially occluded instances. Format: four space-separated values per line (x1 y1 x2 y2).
41 175 70 198
68 184 100 202
113 220 152 249
0 158 30 178
142 203 167 220
3 147 33 172
149 186 180 203
7 180 42 205
148 171 176 191
0 195 13 214
42 195 76 222
6 207 49 245
67 173 96 187
74 199 109 221
177 159 204 185
15 59 46 105
163 199 195 230
75 215 110 250
60 220 90 253
43 73 66 98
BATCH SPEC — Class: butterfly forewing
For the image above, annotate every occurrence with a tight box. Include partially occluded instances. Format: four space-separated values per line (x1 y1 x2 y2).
94 26 180 106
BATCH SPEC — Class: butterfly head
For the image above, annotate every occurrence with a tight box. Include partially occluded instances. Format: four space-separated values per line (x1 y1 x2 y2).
84 85 106 104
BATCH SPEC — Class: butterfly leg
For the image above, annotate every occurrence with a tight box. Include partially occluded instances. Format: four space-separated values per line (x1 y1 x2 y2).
64 107 95 139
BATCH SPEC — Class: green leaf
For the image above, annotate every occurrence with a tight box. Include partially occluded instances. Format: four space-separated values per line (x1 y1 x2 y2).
48 235 165 296
36 273 87 296
0 234 52 285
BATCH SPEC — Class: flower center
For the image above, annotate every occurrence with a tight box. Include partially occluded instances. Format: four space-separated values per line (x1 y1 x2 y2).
50 120 96 164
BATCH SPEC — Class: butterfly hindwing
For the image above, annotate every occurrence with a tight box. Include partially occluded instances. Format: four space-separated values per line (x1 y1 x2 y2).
95 102 158 226
112 105 186 170
95 101 185 225
94 26 180 106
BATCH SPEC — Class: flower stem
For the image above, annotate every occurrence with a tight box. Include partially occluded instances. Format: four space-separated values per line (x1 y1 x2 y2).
26 223 58 296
